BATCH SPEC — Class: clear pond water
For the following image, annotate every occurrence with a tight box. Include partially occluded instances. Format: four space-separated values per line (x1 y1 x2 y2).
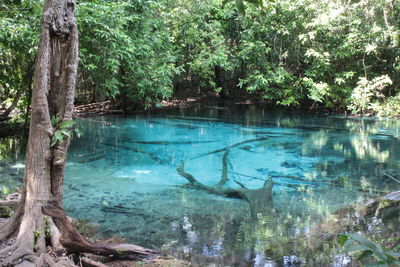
1 105 400 266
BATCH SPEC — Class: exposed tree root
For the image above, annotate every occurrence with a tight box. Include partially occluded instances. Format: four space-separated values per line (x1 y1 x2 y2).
43 202 162 261
0 193 20 208
0 201 160 266
0 204 23 241
79 256 109 267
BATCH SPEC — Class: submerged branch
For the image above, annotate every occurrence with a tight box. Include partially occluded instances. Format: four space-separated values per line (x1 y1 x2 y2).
383 172 400 184
192 137 269 159
177 160 274 219
177 161 247 199
127 140 217 145
101 142 169 165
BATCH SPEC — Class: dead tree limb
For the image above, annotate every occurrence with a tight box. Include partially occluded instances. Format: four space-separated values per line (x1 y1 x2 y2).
177 161 247 199
177 160 273 219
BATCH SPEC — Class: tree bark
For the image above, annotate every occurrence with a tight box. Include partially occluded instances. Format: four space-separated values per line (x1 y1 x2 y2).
0 0 78 263
0 1 159 265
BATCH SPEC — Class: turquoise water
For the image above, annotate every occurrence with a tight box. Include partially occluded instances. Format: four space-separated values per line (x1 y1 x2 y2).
1 105 400 265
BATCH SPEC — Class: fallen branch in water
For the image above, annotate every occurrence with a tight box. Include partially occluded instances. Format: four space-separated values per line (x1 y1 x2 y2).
383 172 400 184
177 149 274 219
192 137 269 159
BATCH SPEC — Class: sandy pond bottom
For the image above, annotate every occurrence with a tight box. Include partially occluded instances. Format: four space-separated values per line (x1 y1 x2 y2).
1 105 400 266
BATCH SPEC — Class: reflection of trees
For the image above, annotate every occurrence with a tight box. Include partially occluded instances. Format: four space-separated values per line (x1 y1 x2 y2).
351 133 389 162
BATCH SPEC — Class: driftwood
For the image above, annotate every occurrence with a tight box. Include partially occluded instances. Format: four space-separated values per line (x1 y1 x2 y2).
74 101 124 117
42 202 161 261
177 149 273 219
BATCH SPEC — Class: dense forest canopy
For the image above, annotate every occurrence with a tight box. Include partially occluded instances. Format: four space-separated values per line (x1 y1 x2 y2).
0 0 399 115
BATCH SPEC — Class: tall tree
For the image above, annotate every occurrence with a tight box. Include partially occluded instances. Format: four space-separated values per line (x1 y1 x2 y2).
0 0 158 265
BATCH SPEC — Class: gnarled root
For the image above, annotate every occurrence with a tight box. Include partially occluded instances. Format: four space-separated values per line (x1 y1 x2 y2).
0 204 23 241
0 239 36 266
43 202 161 261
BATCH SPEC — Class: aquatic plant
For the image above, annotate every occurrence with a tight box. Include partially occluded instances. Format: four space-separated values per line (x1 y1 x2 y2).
340 233 400 266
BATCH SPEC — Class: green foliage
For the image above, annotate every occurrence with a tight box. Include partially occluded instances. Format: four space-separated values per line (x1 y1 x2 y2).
167 0 233 92
349 75 392 114
0 0 41 116
50 115 75 147
44 216 51 238
77 0 175 109
0 186 10 196
1 0 399 114
340 233 400 266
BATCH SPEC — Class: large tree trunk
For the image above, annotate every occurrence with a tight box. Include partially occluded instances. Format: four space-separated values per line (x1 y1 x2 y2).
0 1 159 265
0 0 78 262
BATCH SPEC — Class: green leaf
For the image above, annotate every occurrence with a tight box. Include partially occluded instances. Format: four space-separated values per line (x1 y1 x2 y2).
385 251 400 258
51 130 64 147
339 234 349 247
51 136 58 147
61 129 71 138
347 234 377 250
343 245 373 253
59 120 75 129
55 130 63 140
51 114 61 127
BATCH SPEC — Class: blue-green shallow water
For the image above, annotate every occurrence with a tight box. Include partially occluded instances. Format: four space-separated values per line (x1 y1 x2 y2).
1 105 400 266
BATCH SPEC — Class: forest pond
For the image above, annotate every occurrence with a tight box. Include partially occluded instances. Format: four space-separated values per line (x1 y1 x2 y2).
1 105 400 266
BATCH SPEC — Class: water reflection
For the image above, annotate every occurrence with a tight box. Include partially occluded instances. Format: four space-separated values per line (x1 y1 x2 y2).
0 105 399 266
